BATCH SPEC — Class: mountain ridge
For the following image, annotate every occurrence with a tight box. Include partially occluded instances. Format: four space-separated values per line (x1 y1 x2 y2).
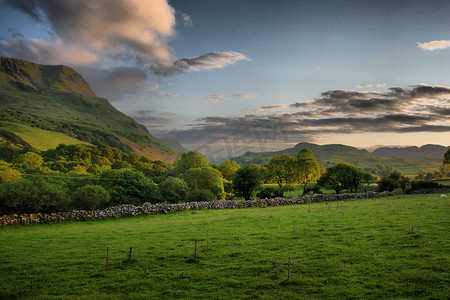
0 57 180 162
372 144 449 159
229 142 445 176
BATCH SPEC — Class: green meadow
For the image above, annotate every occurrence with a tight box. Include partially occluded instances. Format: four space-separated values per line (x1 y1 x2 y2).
1 194 449 299
0 121 87 150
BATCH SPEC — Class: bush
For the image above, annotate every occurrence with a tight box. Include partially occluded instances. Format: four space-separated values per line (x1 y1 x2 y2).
303 184 322 195
71 185 110 210
410 181 442 190
378 177 401 192
100 169 162 205
0 177 68 214
159 177 189 203
187 189 215 202
256 186 285 199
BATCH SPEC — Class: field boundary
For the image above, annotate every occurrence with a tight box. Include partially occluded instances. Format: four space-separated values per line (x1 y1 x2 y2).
0 191 393 226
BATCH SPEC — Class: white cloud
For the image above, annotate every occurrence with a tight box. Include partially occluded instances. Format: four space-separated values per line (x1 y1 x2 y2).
233 92 258 99
3 0 177 67
202 94 227 104
146 84 177 98
417 40 450 51
181 13 193 27
355 83 386 89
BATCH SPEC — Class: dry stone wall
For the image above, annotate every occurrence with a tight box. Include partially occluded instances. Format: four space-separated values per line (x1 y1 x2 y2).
0 191 391 226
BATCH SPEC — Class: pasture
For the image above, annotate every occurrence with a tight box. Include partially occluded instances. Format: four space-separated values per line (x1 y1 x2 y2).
1 193 449 299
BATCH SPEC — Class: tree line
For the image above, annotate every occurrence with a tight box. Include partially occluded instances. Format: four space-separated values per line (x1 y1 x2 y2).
0 142 448 215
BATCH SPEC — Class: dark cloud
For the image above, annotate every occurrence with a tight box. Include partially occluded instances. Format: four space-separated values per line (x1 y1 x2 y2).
129 109 171 125
158 85 450 157
150 51 248 76
78 67 147 102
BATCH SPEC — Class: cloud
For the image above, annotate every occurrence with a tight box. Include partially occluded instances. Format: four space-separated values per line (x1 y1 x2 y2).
181 13 193 27
129 109 172 126
150 51 249 76
0 38 99 65
249 104 289 112
78 67 147 101
3 0 177 66
417 40 450 51
146 84 177 98
354 83 386 89
233 92 257 99
202 94 227 104
159 85 450 157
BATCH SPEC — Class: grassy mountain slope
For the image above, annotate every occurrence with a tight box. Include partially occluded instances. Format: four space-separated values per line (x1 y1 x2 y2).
372 144 449 159
231 142 443 176
0 121 88 150
0 57 179 162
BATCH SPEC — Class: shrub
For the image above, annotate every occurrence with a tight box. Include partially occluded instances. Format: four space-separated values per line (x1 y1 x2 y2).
378 177 401 192
0 177 68 214
304 184 322 195
100 169 162 205
187 189 215 202
159 177 189 203
71 185 110 210
256 186 285 199
410 181 442 190
0 168 22 183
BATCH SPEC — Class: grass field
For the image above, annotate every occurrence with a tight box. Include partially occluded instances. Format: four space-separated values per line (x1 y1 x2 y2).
1 194 449 299
0 121 87 150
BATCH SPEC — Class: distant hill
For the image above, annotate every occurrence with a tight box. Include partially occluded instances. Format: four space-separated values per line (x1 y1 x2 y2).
230 142 443 176
372 144 449 159
0 57 179 162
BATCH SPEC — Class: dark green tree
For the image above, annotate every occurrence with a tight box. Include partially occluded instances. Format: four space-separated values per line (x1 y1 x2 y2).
232 164 262 200
182 167 224 200
0 177 68 214
100 169 162 205
71 185 110 210
159 176 189 203
319 162 367 193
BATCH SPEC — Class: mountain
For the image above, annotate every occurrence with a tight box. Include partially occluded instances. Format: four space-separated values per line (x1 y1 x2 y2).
0 57 179 162
230 142 443 176
372 144 449 159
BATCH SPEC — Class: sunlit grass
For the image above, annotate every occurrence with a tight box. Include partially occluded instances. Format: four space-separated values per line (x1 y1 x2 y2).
0 193 449 299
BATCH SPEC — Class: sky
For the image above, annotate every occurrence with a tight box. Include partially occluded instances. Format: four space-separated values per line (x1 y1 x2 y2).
0 0 449 160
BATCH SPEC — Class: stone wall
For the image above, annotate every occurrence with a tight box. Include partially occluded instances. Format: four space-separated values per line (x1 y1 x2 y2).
0 191 391 226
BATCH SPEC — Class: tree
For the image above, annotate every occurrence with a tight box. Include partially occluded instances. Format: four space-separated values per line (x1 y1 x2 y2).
100 169 162 205
444 149 450 176
173 151 209 174
71 185 110 210
182 167 224 200
296 148 325 195
159 177 189 203
378 177 401 192
0 177 68 214
217 160 241 199
217 160 241 181
14 152 43 172
319 162 367 193
0 160 21 183
232 164 262 200
444 149 450 165
265 154 298 190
